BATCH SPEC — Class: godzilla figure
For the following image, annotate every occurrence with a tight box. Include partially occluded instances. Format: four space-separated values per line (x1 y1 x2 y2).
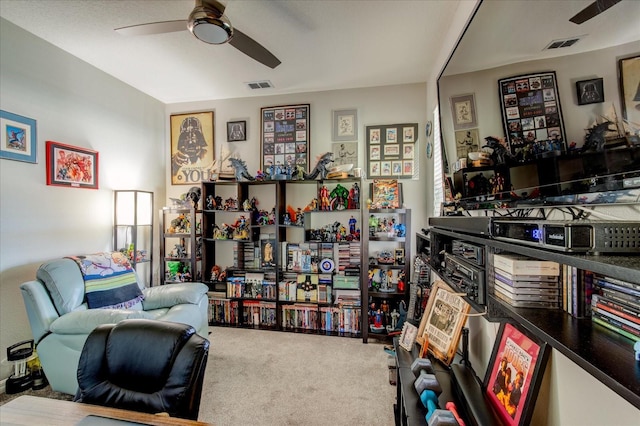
483 136 513 165
581 121 615 152
229 157 255 181
304 152 334 180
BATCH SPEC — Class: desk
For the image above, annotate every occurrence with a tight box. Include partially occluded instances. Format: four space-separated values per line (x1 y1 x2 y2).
0 395 213 426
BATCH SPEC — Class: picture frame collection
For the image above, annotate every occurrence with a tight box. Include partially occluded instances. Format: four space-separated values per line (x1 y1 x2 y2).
365 123 418 179
260 104 310 173
498 71 567 157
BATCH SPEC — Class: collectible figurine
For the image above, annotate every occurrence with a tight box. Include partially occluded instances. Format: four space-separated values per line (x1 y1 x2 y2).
319 185 330 211
349 216 357 235
304 152 333 180
228 157 256 181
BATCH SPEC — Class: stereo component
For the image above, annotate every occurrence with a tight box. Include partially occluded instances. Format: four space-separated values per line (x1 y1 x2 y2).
452 240 485 266
491 220 640 253
444 253 486 305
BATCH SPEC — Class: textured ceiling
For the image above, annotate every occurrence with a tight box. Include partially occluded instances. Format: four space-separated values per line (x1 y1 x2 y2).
1 1 637 105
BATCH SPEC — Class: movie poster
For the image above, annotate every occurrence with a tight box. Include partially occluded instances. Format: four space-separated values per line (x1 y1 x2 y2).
486 323 542 425
170 111 215 185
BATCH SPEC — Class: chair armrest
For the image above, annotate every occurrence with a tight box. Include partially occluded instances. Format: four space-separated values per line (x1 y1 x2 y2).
142 283 208 310
20 280 60 344
50 309 153 335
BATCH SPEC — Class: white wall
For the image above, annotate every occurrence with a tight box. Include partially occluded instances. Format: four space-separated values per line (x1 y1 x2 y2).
0 19 166 379
164 84 430 233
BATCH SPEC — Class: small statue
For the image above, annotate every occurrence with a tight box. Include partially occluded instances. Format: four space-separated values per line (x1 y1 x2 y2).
582 121 615 152
483 136 513 165
304 152 334 180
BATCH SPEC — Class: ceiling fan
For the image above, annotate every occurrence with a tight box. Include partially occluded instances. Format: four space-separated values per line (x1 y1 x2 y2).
115 0 281 68
569 0 622 24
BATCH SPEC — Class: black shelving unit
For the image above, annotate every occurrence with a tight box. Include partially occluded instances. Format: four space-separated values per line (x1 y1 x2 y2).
429 226 640 409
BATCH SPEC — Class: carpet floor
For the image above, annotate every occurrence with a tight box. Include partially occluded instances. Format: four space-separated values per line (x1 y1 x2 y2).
0 326 397 425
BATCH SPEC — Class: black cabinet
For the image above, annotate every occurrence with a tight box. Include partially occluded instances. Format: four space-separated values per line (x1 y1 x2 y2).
428 225 640 409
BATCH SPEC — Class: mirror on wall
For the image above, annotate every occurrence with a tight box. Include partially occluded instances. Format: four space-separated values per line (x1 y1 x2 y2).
437 0 640 212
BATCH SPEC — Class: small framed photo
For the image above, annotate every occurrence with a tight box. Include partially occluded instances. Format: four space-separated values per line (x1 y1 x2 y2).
403 143 415 159
227 120 247 141
403 160 414 176
0 110 37 163
384 144 400 156
369 161 380 176
332 109 358 141
450 93 478 130
484 322 550 426
402 126 415 143
386 128 397 143
392 161 402 175
46 141 99 189
369 145 381 160
576 78 604 105
416 280 470 365
399 322 418 352
369 128 381 144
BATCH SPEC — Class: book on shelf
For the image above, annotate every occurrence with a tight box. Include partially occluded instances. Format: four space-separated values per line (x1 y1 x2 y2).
296 273 319 302
591 306 640 337
494 269 559 288
494 288 559 309
592 315 640 342
493 254 560 276
592 294 640 323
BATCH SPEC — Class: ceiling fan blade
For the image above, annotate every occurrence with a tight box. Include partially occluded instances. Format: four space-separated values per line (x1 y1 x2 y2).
229 28 281 69
569 0 622 24
115 20 188 36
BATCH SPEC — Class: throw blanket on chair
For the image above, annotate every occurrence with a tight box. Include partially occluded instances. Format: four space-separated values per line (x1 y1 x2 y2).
68 252 144 309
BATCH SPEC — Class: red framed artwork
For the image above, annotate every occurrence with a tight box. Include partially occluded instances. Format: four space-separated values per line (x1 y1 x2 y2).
483 322 550 426
46 141 99 189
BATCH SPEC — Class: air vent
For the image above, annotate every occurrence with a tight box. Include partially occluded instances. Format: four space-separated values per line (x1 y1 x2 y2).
544 36 585 50
246 80 274 90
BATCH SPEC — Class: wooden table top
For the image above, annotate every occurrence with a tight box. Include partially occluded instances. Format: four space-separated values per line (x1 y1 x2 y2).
0 395 213 426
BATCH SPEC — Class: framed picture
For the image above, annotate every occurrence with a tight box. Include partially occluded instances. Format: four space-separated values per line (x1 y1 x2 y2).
332 141 358 167
454 128 480 160
576 78 604 105
365 123 418 179
618 55 640 125
450 93 478 130
399 322 418 352
416 280 470 365
498 71 566 157
370 179 402 209
261 104 310 172
46 141 99 189
483 322 550 426
0 110 37 163
170 111 214 185
332 109 358 141
227 120 246 142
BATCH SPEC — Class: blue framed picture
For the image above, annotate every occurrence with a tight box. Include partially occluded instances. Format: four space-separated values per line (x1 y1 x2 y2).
0 110 37 163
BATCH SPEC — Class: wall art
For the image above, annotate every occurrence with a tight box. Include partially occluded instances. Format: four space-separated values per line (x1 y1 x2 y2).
261 104 310 173
365 123 418 179
227 120 247 142
483 322 550 426
332 141 358 167
450 93 477 130
46 141 98 189
0 110 37 163
170 111 215 185
332 108 358 141
498 71 567 158
619 55 640 126
416 280 470 365
576 78 604 105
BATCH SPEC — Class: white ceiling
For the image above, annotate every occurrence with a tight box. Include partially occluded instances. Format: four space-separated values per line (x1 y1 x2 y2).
1 1 638 105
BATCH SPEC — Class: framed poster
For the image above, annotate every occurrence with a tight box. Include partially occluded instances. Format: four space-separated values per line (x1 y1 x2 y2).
483 322 550 426
417 280 470 365
261 104 310 173
450 93 478 130
46 141 99 189
0 110 37 163
332 141 358 167
576 78 604 105
370 179 402 209
170 111 214 185
227 120 246 141
618 55 640 125
365 123 418 179
454 128 480 160
498 71 566 158
332 108 358 141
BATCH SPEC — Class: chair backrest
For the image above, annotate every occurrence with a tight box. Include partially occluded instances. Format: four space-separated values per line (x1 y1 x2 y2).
74 319 209 420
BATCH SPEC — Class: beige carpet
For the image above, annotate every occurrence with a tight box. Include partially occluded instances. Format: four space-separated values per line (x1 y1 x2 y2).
200 326 396 425
1 327 397 425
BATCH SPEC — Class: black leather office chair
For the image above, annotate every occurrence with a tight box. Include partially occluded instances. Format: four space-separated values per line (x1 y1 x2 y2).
74 319 209 420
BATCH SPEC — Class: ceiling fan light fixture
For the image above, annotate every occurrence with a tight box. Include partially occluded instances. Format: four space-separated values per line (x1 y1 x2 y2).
188 7 233 45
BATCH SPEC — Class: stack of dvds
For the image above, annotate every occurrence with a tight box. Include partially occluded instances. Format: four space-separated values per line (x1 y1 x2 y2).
591 274 640 342
493 254 560 309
